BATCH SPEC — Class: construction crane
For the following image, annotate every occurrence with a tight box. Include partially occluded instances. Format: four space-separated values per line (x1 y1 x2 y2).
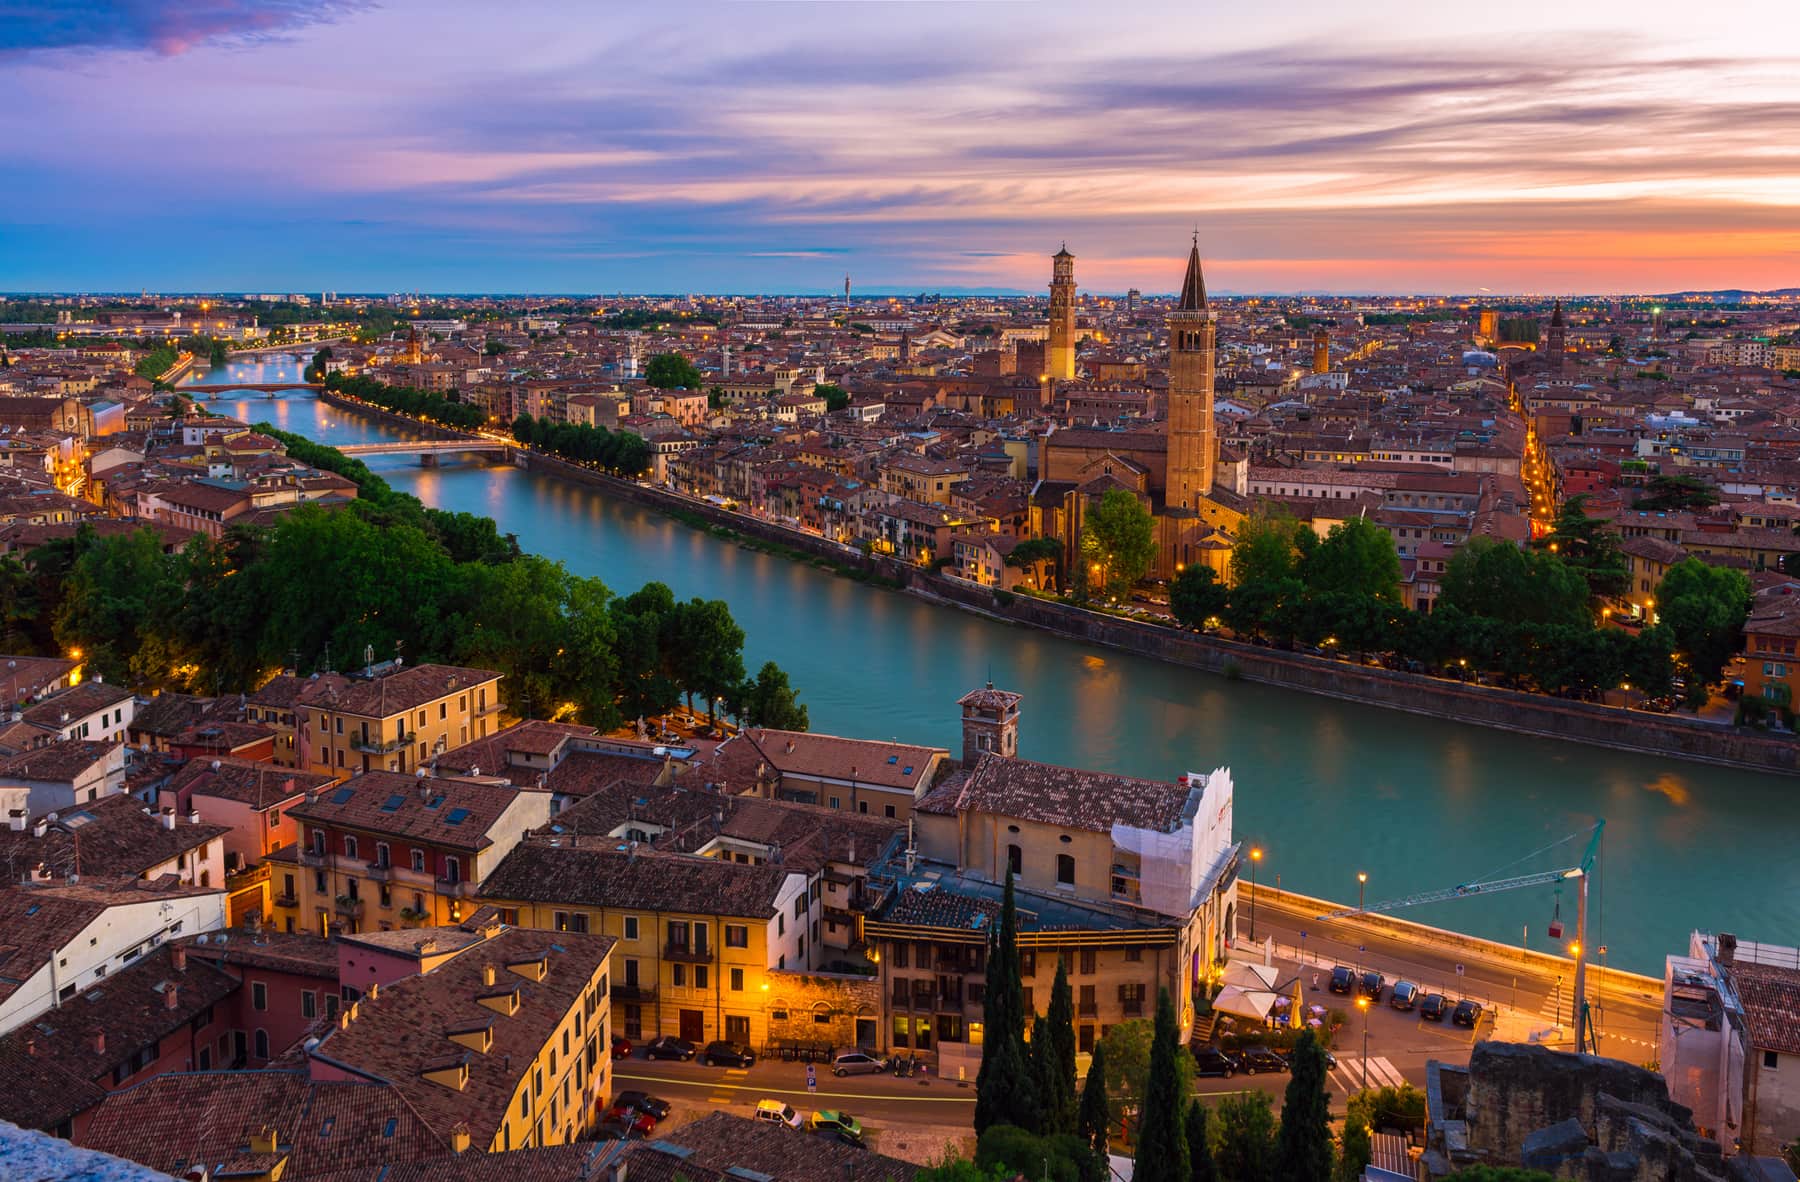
1317 820 1605 1054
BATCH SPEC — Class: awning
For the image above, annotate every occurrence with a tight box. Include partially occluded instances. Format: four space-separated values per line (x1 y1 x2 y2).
1212 984 1282 1022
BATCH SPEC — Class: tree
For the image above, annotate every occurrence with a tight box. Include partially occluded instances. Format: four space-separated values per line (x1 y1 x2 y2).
1440 538 1590 629
1541 496 1628 603
1079 488 1156 600
1006 536 1064 592
51 527 189 687
1185 1100 1216 1182
1213 1091 1277 1182
1230 509 1311 586
976 873 1036 1134
645 351 703 390
1656 558 1751 692
916 1149 1011 1182
1037 958 1078 1135
1632 473 1718 512
1442 1169 1555 1182
975 1125 1092 1182
733 661 809 731
667 598 746 725
1304 518 1402 602
814 383 850 413
1077 1044 1110 1175
1096 1018 1155 1123
1133 988 1189 1182
1273 1030 1334 1182
1171 564 1229 630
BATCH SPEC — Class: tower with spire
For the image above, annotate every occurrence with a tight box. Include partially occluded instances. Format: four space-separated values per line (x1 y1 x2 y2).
1165 237 1217 509
1046 244 1077 382
1312 327 1331 375
1545 300 1567 372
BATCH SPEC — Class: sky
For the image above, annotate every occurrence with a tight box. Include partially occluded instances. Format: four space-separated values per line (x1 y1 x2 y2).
5 0 1800 295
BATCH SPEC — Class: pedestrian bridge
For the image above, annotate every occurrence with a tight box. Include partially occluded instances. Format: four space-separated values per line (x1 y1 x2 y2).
184 382 323 394
335 439 515 465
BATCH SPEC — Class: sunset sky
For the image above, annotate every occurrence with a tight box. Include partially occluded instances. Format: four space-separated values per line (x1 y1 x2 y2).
6 1 1799 295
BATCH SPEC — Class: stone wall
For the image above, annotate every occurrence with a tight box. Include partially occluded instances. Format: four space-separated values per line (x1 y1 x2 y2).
762 969 883 1052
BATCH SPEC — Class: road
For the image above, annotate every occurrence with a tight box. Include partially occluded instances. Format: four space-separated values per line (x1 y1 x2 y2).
1241 889 1664 1066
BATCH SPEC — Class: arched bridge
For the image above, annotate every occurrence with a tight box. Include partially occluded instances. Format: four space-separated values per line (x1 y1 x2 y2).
335 439 515 466
182 382 323 394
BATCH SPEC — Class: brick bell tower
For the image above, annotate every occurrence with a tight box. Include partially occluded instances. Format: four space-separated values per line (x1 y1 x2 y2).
1165 235 1217 510
1046 244 1077 382
957 683 1022 767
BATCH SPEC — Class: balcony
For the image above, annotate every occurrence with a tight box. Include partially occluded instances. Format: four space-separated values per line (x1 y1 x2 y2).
435 878 472 899
334 895 365 918
273 891 298 909
611 981 658 1002
367 862 394 882
663 942 714 964
352 734 411 755
299 848 326 867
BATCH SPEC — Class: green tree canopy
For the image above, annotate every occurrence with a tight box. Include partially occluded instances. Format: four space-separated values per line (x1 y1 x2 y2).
1170 564 1229 629
1304 518 1402 602
1230 508 1312 586
1541 496 1629 603
645 351 703 390
1632 473 1718 512
1186 1099 1216 1182
1273 1030 1334 1182
1656 558 1751 689
1079 488 1157 600
1440 538 1590 629
1132 988 1189 1182
1078 1043 1111 1175
976 874 1036 1134
732 661 809 731
1212 1090 1277 1182
814 383 850 412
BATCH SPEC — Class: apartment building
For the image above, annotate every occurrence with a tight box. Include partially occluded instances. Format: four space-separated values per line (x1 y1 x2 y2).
264 662 504 778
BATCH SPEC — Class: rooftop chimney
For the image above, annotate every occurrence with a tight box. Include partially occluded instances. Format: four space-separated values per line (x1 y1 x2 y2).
165 983 180 1010
1718 933 1738 967
248 1127 279 1156
159 809 176 831
449 1123 471 1154
89 1029 105 1055
171 944 187 972
6 809 22 832
482 963 496 986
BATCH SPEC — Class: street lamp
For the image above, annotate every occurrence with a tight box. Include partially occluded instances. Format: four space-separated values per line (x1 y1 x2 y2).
1248 847 1263 941
1357 871 1368 914
1356 995 1371 1090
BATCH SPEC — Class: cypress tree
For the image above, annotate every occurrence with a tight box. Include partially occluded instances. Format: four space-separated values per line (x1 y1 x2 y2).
1275 1030 1335 1182
1187 1099 1217 1182
976 871 1035 1134
1043 956 1078 1135
1133 987 1190 1182
1078 1043 1111 1182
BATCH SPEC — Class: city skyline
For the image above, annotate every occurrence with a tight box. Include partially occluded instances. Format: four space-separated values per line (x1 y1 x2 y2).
6 1 1799 294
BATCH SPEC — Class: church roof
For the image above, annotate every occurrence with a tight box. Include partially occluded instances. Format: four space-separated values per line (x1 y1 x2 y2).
1550 300 1564 327
1178 240 1208 311
1053 243 1074 260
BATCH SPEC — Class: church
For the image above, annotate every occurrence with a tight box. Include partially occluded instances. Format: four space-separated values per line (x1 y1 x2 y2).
1031 239 1248 583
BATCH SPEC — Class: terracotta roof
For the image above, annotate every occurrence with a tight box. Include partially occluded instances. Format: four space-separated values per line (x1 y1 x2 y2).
951 753 1195 834
80 1069 446 1178
20 681 133 727
543 750 670 799
302 1143 612 1182
657 1111 921 1182
0 793 227 879
179 927 340 978
479 843 791 919
1733 962 1800 1055
286 771 538 852
311 928 614 1149
714 729 945 795
0 738 118 783
169 756 332 812
297 664 501 720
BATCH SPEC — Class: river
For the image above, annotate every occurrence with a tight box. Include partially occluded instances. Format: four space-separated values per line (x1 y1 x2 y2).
182 362 1800 973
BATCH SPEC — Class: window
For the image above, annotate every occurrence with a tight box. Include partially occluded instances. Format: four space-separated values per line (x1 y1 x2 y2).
254 1029 269 1058
442 856 461 884
375 842 390 868
725 924 748 948
885 805 896 819
828 796 840 810
623 916 640 941
1057 854 1075 886
695 966 709 990
730 967 744 991
410 848 426 872
311 830 325 856
1766 1050 1781 1069
1080 948 1096 975
1007 844 1022 876
252 982 268 1011
343 835 358 860
554 911 588 933
301 990 317 1018
672 964 686 988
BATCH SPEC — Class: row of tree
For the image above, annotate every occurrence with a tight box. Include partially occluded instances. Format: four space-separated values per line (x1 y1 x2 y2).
5 433 805 733
1169 505 1750 704
510 414 652 478
323 371 486 429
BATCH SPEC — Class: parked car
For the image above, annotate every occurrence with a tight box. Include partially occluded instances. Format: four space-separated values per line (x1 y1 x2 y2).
611 1034 633 1060
1452 1000 1483 1028
831 1051 887 1077
1329 966 1355 994
644 1036 697 1061
755 1099 803 1129
604 1106 657 1136
1419 994 1450 1021
810 1110 865 1145
703 1040 757 1068
596 1117 646 1142
1359 971 1386 1001
1192 1046 1242 1078
612 1090 671 1120
1238 1045 1288 1075
1390 980 1420 1011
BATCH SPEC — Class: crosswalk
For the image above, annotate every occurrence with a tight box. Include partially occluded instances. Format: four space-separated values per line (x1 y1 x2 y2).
1330 1055 1407 1094
706 1067 749 1105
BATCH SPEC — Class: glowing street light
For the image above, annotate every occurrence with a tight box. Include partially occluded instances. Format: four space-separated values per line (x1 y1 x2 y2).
1248 846 1264 941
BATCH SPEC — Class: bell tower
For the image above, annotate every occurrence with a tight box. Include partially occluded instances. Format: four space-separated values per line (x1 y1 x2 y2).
1546 301 1567 371
1165 236 1217 509
957 684 1021 767
1047 245 1077 382
1312 327 1330 375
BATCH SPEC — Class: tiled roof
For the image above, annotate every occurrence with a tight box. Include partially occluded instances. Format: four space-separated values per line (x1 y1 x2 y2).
287 771 537 851
0 793 227 879
169 756 332 811
1733 962 1800 1055
179 927 340 977
301 1143 611 1182
715 729 945 794
544 750 670 798
312 928 613 1149
432 720 599 781
479 842 790 919
952 753 1195 834
298 663 502 719
0 944 239 1130
21 681 134 727
128 692 215 739
657 1111 921 1182
0 738 118 782
79 1069 446 1178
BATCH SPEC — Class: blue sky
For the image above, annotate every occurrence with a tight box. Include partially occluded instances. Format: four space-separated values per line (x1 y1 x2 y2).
5 0 1799 294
